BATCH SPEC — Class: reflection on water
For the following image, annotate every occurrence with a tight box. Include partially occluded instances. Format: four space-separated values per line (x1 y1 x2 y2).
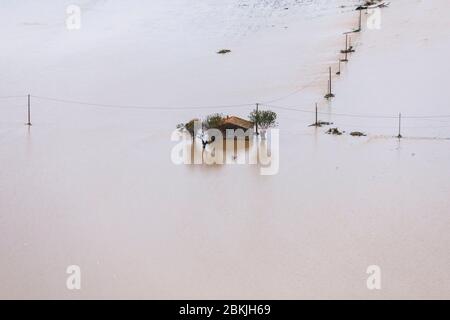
172 130 280 176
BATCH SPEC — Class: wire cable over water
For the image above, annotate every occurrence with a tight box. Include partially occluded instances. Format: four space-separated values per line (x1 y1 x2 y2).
0 95 27 99
1 93 450 139
31 95 254 111
267 104 450 120
0 95 446 121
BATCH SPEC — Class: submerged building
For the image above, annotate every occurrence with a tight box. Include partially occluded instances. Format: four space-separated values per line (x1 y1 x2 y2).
218 116 254 139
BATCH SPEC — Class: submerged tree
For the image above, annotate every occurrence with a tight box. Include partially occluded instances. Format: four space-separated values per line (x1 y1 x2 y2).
199 113 224 149
178 114 225 147
202 113 225 130
177 118 200 140
249 109 277 139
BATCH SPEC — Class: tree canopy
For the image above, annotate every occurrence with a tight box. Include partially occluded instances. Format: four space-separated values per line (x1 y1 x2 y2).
249 109 277 130
203 113 225 130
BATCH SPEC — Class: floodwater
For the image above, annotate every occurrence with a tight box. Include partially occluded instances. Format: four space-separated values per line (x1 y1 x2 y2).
1 0 449 299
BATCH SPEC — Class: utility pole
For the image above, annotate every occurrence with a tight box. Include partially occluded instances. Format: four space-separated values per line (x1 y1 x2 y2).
397 113 402 139
324 67 335 99
345 45 348 61
26 94 32 126
255 103 259 135
315 103 318 126
345 34 349 61
358 9 362 32
341 34 349 62
346 33 348 52
330 67 332 94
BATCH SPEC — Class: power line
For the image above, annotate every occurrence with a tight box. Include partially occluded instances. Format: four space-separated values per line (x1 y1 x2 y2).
260 80 317 104
266 104 450 120
31 95 253 111
0 95 448 121
402 115 450 119
31 80 318 111
1 93 449 138
0 95 27 99
267 104 398 119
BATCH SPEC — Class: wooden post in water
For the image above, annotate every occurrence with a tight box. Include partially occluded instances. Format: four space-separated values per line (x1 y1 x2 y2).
397 113 403 139
337 60 341 75
26 94 32 126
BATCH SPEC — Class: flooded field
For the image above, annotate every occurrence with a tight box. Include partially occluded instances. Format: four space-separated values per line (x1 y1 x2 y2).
1 0 449 299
